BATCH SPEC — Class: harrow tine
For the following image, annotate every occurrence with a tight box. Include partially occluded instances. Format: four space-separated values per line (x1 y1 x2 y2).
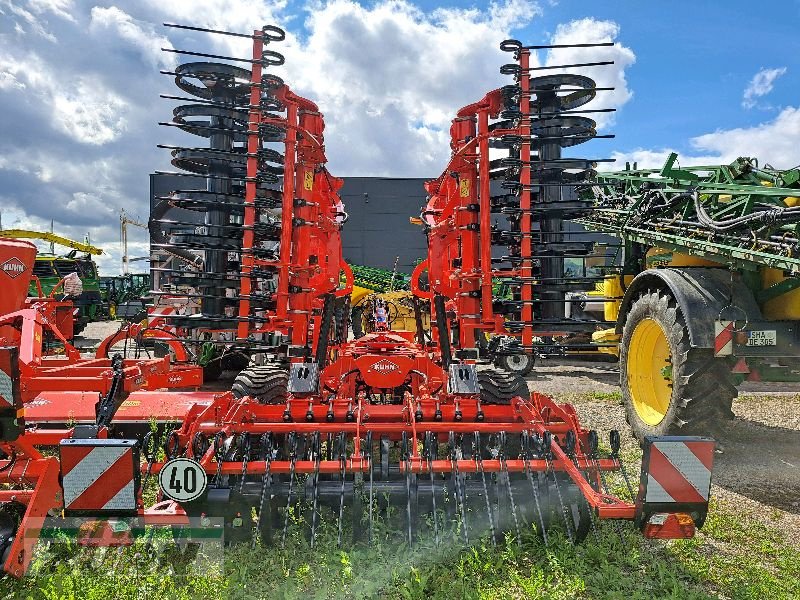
610 430 635 500
310 432 321 548
522 431 548 545
336 432 347 548
282 432 298 548
474 432 496 547
403 432 413 545
367 432 374 543
500 432 522 546
449 431 469 545
542 431 574 543
253 432 273 547
582 431 623 545
238 434 251 493
425 432 440 545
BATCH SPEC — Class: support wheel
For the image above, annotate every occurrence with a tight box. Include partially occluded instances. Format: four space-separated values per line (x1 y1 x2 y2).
620 289 736 442
495 352 535 376
232 365 288 404
478 368 528 405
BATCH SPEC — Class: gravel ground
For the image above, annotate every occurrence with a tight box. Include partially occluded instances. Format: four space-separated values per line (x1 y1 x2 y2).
75 322 800 543
524 357 800 546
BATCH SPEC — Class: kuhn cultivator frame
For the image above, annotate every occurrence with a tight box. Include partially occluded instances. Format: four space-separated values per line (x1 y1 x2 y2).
0 31 715 579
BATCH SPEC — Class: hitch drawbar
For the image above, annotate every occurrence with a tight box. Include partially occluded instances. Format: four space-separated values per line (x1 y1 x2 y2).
636 436 715 538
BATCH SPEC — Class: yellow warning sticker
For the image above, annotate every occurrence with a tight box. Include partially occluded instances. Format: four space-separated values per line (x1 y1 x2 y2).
459 179 470 197
304 171 314 191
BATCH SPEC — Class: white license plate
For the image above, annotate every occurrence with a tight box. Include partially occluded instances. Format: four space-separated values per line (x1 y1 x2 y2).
747 330 777 346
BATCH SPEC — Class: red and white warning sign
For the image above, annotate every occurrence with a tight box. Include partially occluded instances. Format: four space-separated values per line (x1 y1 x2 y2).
60 439 139 513
714 321 735 356
642 437 715 504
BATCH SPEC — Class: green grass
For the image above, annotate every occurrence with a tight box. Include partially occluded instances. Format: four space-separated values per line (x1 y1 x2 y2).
1 496 797 600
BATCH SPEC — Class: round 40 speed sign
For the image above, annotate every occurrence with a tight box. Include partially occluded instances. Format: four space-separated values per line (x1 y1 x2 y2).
159 458 208 502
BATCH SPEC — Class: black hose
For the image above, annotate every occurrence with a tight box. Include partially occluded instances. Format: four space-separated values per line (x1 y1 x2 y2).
434 295 452 369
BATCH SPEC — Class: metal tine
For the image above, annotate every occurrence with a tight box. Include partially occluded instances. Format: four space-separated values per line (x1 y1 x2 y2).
238 434 251 493
310 432 322 548
565 431 600 544
366 431 374 544
281 432 298 548
403 432 413 545
609 430 635 499
161 47 285 67
525 61 616 72
502 40 615 51
522 431 548 546
581 431 625 545
425 432 440 545
336 432 347 548
449 431 469 545
500 432 523 546
163 22 286 42
542 431 575 543
253 432 273 547
141 430 161 491
473 432 496 547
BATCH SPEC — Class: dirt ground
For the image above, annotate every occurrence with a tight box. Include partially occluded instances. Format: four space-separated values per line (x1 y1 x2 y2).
75 322 800 542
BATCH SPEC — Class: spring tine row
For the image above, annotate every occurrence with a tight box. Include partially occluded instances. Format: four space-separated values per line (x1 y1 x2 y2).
499 432 522 546
310 432 321 548
281 432 297 548
366 432 374 543
253 432 273 547
449 431 469 545
474 432 496 546
522 431 548 545
425 432 440 545
336 432 347 548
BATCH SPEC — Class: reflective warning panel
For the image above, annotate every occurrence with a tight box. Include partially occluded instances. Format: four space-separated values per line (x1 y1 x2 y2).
59 439 140 515
639 436 715 506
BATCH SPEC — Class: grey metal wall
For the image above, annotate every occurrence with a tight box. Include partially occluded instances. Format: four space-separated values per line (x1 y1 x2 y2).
150 173 431 273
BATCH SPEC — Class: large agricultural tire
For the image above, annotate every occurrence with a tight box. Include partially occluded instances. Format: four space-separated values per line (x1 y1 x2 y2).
495 352 535 377
232 365 288 404
478 368 528 405
619 289 736 443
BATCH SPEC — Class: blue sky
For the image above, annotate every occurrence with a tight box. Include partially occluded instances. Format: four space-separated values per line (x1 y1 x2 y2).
0 0 797 273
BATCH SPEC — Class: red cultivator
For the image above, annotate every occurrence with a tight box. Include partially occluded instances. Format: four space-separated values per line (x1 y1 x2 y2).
0 29 715 579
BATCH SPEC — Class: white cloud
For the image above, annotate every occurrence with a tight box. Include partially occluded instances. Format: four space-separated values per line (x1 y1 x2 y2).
89 6 177 69
612 106 800 170
546 18 636 129
51 79 128 145
25 0 75 22
742 66 786 109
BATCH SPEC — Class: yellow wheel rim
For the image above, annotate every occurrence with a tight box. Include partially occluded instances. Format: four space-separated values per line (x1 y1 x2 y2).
627 318 673 426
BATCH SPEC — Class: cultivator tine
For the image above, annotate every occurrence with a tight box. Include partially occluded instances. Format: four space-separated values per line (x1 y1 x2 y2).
449 431 469 544
474 432 497 546
581 430 623 544
499 432 522 545
239 434 251 493
141 430 160 491
336 432 347 548
254 432 274 547
609 430 635 500
423 432 441 545
542 431 574 542
522 431 548 545
403 432 413 545
309 432 322 548
282 432 298 548
366 432 374 543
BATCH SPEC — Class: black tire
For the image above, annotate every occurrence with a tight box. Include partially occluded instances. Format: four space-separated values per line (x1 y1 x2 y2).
232 365 288 404
495 352 535 377
619 289 736 442
351 305 365 338
202 360 223 382
478 368 528 405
